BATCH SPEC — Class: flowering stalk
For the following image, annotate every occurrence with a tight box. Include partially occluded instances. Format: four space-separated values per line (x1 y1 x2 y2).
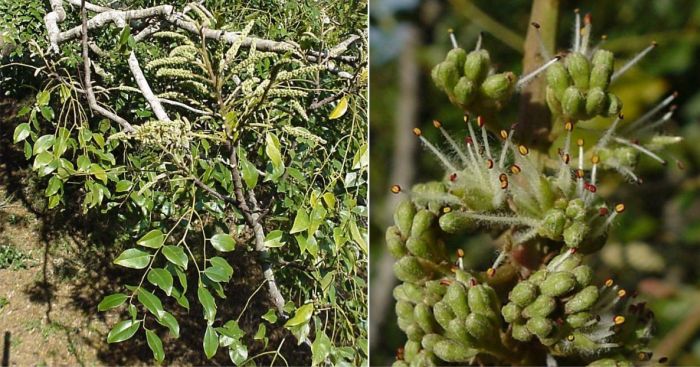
388 10 680 367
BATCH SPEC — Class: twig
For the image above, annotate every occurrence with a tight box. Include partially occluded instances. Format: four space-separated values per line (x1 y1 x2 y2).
449 0 525 52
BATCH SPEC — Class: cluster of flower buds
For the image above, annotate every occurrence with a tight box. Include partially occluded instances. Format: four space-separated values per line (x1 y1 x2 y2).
387 10 680 366
431 32 516 113
130 119 192 149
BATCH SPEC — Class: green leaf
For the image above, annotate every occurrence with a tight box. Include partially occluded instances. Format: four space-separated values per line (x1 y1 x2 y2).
228 340 248 366
107 320 141 343
308 205 327 236
114 248 151 269
116 180 133 192
97 293 128 311
239 152 259 189
218 320 245 340
147 268 174 296
40 106 54 121
352 143 369 170
204 257 233 283
254 323 266 340
290 208 309 234
203 325 218 359
262 309 278 324
45 176 62 197
311 329 332 366
145 329 165 362
33 135 55 155
89 164 107 183
210 233 235 252
329 96 348 119
36 90 51 106
265 133 285 180
349 220 368 254
118 25 131 46
157 311 180 338
284 303 314 327
162 245 188 270
322 192 336 209
137 288 165 319
138 229 165 249
13 123 30 143
198 286 217 322
264 230 286 248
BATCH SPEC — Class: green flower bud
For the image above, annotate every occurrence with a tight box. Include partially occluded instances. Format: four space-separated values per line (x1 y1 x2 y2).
446 317 473 344
439 211 477 234
446 48 467 69
614 146 638 167
435 61 459 91
565 52 591 90
465 312 496 341
585 87 608 116
501 303 522 323
523 295 556 318
394 200 416 237
394 256 431 283
566 312 592 328
540 271 577 297
404 340 421 362
455 269 476 285
453 77 477 107
480 72 516 102
392 360 410 367
411 350 437 367
588 358 633 367
398 317 412 332
509 281 538 307
565 199 586 221
414 302 440 333
529 269 548 283
512 323 533 342
393 283 424 304
396 300 415 321
406 322 425 342
546 86 563 115
386 226 408 259
526 316 554 338
421 333 444 352
425 280 448 303
561 86 585 119
444 282 470 318
538 209 566 239
411 210 436 237
590 50 614 89
549 251 583 272
607 93 622 116
432 340 479 363
572 265 593 287
406 236 443 263
565 285 599 314
468 284 500 321
432 301 455 330
546 61 571 99
564 221 588 248
463 49 490 84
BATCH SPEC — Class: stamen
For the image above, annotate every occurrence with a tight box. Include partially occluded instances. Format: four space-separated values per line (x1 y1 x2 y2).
638 109 675 134
448 28 459 49
443 207 452 213
573 9 581 52
434 119 469 166
596 113 623 149
479 116 494 160
486 159 494 169
591 155 600 186
391 185 401 194
486 267 496 277
603 203 624 227
612 41 657 81
623 92 677 133
613 315 625 325
613 137 667 165
498 126 515 169
599 207 609 216
491 250 507 270
415 129 460 173
519 145 529 156
475 32 483 51
530 22 552 60
580 13 592 55
466 115 482 158
516 56 561 89
500 175 509 189
511 164 522 174
605 278 614 287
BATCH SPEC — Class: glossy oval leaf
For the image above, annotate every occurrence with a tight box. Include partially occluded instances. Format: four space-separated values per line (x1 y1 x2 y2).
107 319 141 344
228 340 248 366
210 234 235 252
162 245 188 270
328 96 348 120
284 303 314 327
13 123 31 143
264 230 286 248
198 286 217 322
147 268 174 296
157 311 180 338
290 208 309 234
137 288 165 319
145 329 165 362
137 229 165 249
311 329 332 366
97 293 128 312
203 325 219 359
114 248 151 269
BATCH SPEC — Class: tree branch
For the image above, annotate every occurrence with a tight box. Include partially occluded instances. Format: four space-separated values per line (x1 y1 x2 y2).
127 51 170 121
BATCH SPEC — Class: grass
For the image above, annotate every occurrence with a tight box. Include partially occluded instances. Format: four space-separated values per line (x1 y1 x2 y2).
0 243 32 270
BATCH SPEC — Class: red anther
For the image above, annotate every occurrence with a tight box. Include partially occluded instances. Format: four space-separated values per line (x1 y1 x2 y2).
469 278 478 286
499 173 508 182
632 139 640 145
584 182 597 193
477 116 485 127
531 22 541 29
396 347 404 361
450 173 458 182
670 104 678 111
599 207 609 216
563 154 571 164
570 248 577 254
465 136 473 145
486 159 494 169
555 318 564 326
500 178 509 190
659 357 668 364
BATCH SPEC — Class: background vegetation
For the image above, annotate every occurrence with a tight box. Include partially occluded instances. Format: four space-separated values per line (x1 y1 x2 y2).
370 0 700 365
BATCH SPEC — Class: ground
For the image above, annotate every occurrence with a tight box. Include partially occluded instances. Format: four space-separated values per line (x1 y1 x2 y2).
0 99 310 366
